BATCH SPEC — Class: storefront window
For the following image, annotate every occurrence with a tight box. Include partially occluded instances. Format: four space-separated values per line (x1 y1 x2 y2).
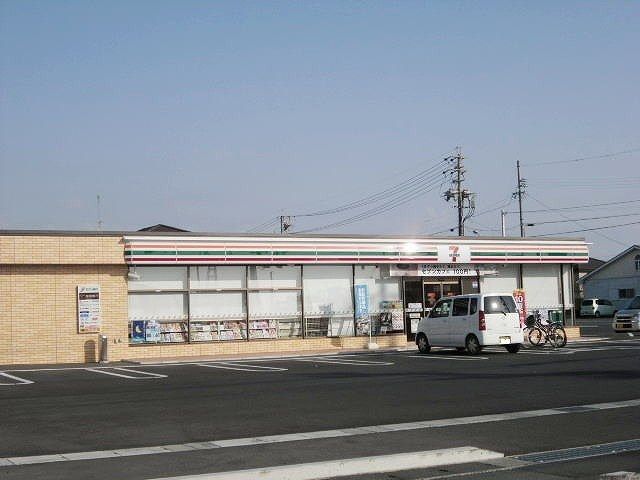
248 290 302 339
303 265 354 337
190 292 247 341
128 293 188 343
248 265 301 289
128 266 187 291
190 266 246 290
354 265 403 336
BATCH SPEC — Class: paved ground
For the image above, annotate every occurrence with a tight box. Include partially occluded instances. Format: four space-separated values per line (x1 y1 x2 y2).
1 334 639 479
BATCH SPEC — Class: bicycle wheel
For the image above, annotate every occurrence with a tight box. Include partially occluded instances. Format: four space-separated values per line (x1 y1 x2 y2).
528 327 543 346
551 327 567 347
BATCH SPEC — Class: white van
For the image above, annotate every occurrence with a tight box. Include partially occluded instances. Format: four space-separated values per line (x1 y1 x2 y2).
579 298 616 318
415 293 524 355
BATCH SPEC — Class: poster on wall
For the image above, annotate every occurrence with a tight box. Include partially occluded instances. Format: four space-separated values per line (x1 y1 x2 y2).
131 320 146 343
513 289 527 327
77 285 101 333
145 320 161 343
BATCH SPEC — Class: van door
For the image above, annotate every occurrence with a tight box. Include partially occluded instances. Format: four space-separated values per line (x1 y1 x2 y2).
427 298 452 345
450 297 470 346
483 295 520 338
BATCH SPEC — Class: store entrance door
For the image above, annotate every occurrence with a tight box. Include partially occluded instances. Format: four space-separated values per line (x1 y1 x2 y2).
404 279 423 341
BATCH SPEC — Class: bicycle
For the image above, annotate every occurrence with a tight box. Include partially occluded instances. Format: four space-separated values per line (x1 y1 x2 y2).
526 310 567 348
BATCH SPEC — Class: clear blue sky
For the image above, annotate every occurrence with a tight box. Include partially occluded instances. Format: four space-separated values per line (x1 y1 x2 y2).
0 0 638 260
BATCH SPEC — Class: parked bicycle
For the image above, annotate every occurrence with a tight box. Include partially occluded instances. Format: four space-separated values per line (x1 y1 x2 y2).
525 310 567 348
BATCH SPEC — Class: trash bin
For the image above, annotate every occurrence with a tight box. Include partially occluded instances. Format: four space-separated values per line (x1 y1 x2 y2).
548 310 564 325
99 335 109 363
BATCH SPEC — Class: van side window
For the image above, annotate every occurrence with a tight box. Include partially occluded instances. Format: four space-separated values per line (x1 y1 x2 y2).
581 300 592 307
430 299 452 318
469 298 478 315
452 298 469 316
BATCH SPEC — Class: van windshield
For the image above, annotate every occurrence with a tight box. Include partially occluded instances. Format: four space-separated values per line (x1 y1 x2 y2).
484 296 517 314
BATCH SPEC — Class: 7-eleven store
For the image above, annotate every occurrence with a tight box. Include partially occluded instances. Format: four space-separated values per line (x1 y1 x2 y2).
0 231 588 364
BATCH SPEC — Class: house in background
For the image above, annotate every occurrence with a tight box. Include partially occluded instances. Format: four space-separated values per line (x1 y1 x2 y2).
579 245 640 309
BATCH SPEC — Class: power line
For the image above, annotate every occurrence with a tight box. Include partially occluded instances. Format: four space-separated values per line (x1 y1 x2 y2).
534 220 640 237
297 174 448 233
526 193 627 247
506 198 640 214
521 147 640 167
528 212 640 225
293 159 448 217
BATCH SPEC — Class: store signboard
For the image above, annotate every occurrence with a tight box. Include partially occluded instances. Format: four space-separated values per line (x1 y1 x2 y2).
390 264 496 277
78 285 101 333
437 245 471 264
354 284 369 320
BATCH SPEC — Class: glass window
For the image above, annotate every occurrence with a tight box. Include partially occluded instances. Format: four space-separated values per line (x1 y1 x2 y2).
248 265 301 289
190 292 246 320
128 267 187 291
469 298 478 315
354 265 403 336
248 290 302 339
635 255 640 271
190 266 246 290
430 299 452 318
619 289 636 299
484 296 517 314
303 265 354 337
452 298 469 317
581 300 593 307
129 293 188 320
628 296 640 309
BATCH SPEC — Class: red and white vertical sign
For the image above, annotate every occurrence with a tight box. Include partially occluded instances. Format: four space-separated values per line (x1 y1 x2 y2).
513 289 527 328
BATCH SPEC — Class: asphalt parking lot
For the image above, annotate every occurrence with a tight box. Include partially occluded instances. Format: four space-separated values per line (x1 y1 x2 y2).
1 337 639 479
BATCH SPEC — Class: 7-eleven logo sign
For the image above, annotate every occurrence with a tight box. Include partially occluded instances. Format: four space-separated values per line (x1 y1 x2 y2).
437 245 471 264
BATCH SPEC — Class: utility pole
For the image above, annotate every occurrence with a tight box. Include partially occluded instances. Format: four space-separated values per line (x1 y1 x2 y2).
280 215 293 234
516 160 526 238
443 147 475 237
512 161 527 288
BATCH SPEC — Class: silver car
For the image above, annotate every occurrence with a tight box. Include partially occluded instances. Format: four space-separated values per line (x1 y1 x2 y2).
612 296 640 332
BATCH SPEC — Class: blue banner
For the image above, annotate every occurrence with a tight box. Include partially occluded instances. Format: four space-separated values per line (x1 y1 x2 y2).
354 284 369 320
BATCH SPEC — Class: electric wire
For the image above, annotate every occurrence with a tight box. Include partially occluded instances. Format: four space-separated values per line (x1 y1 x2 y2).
292 159 449 217
528 212 640 225
526 193 627 246
520 147 640 167
296 174 448 233
506 199 640 214
533 220 640 237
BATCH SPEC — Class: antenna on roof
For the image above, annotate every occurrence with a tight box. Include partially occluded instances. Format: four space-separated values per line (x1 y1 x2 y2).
97 195 103 231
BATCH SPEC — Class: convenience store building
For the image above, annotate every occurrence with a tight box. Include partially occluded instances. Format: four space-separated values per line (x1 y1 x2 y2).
0 231 589 365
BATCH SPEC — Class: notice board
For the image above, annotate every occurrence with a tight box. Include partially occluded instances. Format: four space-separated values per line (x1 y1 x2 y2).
78 285 101 333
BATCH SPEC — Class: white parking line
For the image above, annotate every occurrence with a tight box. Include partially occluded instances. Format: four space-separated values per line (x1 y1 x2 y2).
408 355 488 361
145 447 504 480
86 368 167 379
196 362 288 372
0 372 34 385
293 357 395 366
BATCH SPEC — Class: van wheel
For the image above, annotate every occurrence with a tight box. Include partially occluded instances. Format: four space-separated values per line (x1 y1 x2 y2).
505 343 521 353
465 335 482 355
417 334 431 354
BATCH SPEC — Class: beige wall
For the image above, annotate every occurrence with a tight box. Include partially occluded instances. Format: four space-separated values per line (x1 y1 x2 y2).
0 234 409 365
